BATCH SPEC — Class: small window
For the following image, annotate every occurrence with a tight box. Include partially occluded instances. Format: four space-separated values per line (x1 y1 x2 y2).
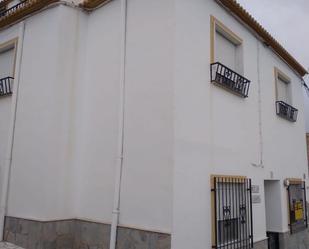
276 72 291 104
0 39 17 96
211 176 253 249
286 179 308 233
274 68 298 122
211 16 243 74
210 16 251 98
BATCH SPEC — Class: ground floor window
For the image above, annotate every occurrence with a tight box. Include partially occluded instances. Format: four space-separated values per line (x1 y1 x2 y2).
286 179 308 233
211 176 253 249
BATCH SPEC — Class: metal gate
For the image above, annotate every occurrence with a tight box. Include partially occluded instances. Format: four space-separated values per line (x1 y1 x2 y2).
212 177 253 249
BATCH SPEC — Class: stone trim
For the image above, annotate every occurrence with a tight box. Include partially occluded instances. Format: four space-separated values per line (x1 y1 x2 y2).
4 216 171 249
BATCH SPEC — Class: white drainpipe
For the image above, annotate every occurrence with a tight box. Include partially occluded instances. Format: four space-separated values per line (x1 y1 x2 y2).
109 0 127 248
0 21 25 240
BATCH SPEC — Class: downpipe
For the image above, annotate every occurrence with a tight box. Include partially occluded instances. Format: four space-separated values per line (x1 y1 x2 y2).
0 21 25 240
109 0 127 248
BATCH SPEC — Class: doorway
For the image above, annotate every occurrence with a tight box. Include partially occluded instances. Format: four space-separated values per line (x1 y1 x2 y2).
264 180 282 249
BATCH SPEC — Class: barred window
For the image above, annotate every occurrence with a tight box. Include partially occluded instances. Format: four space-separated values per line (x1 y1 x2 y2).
211 176 253 249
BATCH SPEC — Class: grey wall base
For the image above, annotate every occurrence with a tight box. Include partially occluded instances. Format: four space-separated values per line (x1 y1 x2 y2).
278 229 309 249
4 217 171 249
253 239 268 249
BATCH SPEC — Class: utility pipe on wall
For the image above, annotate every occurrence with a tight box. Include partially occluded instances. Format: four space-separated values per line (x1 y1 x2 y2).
0 21 25 240
109 0 127 248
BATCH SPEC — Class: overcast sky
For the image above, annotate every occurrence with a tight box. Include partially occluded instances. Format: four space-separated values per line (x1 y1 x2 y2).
236 0 309 75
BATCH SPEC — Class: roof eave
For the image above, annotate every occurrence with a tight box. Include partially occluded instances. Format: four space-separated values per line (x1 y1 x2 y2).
79 0 111 10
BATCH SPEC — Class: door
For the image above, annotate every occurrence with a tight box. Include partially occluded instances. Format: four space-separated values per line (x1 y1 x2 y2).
266 232 279 249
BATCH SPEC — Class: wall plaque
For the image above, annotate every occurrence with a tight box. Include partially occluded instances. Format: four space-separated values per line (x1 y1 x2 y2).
251 185 259 194
252 195 261 204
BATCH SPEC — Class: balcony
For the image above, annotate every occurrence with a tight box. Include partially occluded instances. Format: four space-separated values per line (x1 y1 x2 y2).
0 0 28 18
210 62 250 98
0 76 13 96
276 101 298 122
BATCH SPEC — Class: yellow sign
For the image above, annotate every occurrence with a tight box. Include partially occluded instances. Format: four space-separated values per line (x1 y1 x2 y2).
294 201 303 221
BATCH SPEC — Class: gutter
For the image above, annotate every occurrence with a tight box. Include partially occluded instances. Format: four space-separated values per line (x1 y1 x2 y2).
109 0 127 248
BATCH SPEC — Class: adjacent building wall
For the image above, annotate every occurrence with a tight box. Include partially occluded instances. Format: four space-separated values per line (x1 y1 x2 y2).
7 5 81 220
3 0 174 235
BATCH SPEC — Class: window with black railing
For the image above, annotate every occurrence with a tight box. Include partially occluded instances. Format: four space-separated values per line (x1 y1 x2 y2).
0 76 13 96
210 62 250 98
276 101 298 122
211 177 253 249
0 0 29 18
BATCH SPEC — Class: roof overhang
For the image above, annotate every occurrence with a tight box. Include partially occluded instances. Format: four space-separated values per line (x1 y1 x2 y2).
79 0 111 10
0 0 60 30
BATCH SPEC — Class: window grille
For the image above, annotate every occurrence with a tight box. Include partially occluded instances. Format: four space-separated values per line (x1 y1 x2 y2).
210 62 250 98
276 101 298 122
212 177 253 249
0 76 13 96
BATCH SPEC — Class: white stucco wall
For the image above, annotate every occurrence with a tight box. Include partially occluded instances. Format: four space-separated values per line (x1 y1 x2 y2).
7 5 81 220
0 1 306 249
4 0 174 234
74 0 174 232
172 0 308 248
303 87 309 133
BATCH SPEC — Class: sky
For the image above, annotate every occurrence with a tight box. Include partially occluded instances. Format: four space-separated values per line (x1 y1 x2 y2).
236 0 309 75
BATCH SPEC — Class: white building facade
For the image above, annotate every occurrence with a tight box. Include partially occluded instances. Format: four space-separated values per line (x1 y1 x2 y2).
0 0 307 249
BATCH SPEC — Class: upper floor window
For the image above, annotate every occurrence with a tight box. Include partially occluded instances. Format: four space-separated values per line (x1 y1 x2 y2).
274 67 298 122
0 39 17 96
210 16 250 98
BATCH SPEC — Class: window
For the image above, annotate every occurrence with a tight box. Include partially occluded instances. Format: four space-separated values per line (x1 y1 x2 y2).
210 16 250 98
211 176 253 249
274 67 298 122
0 39 17 96
275 69 291 104
210 16 243 74
286 179 308 234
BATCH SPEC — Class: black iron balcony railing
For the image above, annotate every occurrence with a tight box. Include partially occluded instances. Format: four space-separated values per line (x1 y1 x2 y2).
0 0 29 18
0 76 13 96
210 62 250 98
276 101 298 122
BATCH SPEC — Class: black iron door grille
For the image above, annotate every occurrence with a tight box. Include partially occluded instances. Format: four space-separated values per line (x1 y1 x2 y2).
287 181 308 234
212 177 253 249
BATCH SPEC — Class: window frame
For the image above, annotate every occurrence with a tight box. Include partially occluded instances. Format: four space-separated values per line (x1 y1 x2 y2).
0 38 18 96
274 67 292 104
211 175 254 249
210 15 243 74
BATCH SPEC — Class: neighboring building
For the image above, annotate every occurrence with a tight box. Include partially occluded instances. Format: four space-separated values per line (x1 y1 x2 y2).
0 0 307 249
